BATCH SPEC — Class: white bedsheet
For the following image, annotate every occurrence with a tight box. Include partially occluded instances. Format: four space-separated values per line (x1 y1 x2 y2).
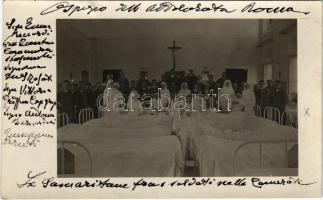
57 113 184 177
194 135 296 176
58 126 183 177
58 124 171 138
179 111 298 176
83 112 174 130
195 112 297 141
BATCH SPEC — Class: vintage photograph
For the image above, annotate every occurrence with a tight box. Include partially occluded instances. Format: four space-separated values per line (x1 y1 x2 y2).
56 19 298 177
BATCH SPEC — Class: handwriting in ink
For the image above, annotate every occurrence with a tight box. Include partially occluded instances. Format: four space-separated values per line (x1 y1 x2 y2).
251 177 317 188
2 128 53 147
17 171 47 188
4 64 46 73
42 177 130 189
2 16 56 142
12 118 56 126
115 3 141 12
5 52 53 65
16 171 318 191
40 1 107 16
241 2 310 15
25 17 52 30
132 179 166 191
145 2 236 13
4 72 53 86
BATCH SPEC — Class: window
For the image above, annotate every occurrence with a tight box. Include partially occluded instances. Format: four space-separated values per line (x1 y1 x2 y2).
264 64 273 82
289 56 297 94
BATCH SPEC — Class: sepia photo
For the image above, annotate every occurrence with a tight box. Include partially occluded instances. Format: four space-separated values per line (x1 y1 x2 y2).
56 19 298 178
2 0 322 198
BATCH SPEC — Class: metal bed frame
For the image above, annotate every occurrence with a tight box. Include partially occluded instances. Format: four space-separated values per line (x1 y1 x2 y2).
78 108 94 125
57 113 69 128
57 140 93 177
232 139 297 176
263 106 281 124
281 110 298 128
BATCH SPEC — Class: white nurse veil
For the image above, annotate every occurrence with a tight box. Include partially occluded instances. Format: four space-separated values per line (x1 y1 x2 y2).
103 79 114 108
221 79 235 96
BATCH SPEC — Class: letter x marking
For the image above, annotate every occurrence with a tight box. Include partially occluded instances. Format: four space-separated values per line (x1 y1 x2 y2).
304 106 310 117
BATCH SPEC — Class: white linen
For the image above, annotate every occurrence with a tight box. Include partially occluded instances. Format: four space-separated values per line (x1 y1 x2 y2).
58 125 183 177
127 90 142 112
59 124 171 138
194 135 296 176
195 112 296 141
83 112 174 130
179 111 298 176
190 95 206 111
176 84 191 111
160 89 171 109
241 85 256 114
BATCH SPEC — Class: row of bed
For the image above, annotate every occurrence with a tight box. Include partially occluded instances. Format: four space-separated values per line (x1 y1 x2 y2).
57 107 298 177
179 111 298 176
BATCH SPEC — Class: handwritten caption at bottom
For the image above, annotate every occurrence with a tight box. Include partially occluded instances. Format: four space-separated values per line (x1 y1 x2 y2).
17 171 317 191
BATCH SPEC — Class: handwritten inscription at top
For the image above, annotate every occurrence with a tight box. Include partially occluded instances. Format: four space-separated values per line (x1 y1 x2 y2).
2 17 55 147
39 2 310 16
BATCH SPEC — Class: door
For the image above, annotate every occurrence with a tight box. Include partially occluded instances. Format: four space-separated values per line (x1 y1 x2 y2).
103 69 122 83
225 68 248 88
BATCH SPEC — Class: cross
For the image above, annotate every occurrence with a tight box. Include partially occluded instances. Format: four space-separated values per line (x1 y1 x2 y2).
167 40 182 71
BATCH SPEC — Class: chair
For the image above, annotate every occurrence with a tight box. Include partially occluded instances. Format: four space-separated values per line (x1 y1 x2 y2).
281 111 298 128
254 105 261 117
233 139 298 176
57 141 93 177
78 108 94 125
57 113 69 128
263 107 280 124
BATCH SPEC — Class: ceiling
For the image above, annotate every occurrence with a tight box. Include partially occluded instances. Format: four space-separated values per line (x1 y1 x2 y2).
57 19 260 40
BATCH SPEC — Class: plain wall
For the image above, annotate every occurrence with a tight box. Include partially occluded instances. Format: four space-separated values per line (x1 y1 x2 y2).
57 19 261 85
257 19 297 92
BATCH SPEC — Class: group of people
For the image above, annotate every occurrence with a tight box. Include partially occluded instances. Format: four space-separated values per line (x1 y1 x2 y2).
102 75 256 114
254 79 295 114
57 80 105 123
58 69 297 123
116 70 238 100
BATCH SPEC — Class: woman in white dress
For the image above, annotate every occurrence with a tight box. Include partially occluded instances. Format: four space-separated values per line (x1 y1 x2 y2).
159 82 171 110
127 90 142 112
178 82 191 97
103 79 113 110
219 80 236 112
284 93 297 127
103 80 123 115
191 89 206 111
176 82 191 111
242 83 256 114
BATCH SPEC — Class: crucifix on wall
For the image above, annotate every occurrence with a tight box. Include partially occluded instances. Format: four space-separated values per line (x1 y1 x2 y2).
167 40 182 71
